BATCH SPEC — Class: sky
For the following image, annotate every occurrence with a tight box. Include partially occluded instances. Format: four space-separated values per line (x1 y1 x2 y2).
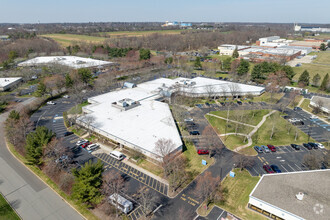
1 0 329 24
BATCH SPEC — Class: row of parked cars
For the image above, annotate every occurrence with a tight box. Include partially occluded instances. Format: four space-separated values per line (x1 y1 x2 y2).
254 145 277 153
263 164 281 174
76 139 99 152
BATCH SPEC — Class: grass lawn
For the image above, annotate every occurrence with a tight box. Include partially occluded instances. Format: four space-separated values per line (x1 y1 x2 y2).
137 159 164 177
238 146 257 156
208 109 270 126
299 98 328 120
312 51 330 64
206 115 254 135
0 193 20 220
183 141 213 175
101 29 184 37
253 92 284 104
7 143 98 220
67 101 89 115
41 34 107 47
222 135 249 151
252 111 313 146
215 169 265 220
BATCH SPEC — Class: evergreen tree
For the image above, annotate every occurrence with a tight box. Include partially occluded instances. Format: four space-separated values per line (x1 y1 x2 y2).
319 43 327 51
237 59 250 75
65 73 73 88
281 65 295 80
8 110 20 120
251 64 263 81
232 47 239 58
194 57 202 69
8 50 18 61
139 48 151 60
298 70 310 86
35 82 47 97
25 126 54 166
72 160 104 206
320 73 329 91
222 57 232 71
312 74 321 87
78 68 94 85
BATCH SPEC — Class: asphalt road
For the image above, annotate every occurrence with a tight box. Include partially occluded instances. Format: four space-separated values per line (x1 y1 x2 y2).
0 98 83 220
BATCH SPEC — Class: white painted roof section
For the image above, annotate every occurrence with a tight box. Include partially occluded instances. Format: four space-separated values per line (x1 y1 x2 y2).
18 56 113 69
0 77 22 88
81 77 264 157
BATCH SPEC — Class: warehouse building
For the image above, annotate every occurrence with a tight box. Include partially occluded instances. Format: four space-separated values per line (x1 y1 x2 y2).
78 77 264 160
256 36 293 47
243 47 302 63
295 24 330 33
18 56 114 69
0 77 22 91
217 44 251 56
249 170 330 220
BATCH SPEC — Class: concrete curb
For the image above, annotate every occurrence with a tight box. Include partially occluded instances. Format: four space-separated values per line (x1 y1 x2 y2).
0 191 23 220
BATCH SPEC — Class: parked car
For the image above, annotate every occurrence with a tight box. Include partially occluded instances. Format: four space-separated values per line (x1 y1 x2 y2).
184 118 193 122
254 146 263 153
263 165 275 173
294 107 302 111
267 145 276 152
291 144 301 150
81 142 92 148
205 102 210 107
237 101 243 105
310 115 318 120
197 149 209 155
308 142 318 149
63 95 70 98
76 139 88 146
189 131 200 135
220 102 225 106
86 144 99 152
110 151 125 161
47 101 56 105
270 165 281 173
261 145 270 153
316 143 325 149
64 131 74 136
303 143 312 150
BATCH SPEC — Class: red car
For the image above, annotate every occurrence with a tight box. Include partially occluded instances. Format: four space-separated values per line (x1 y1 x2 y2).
197 149 209 155
81 142 91 148
263 165 275 174
267 145 276 152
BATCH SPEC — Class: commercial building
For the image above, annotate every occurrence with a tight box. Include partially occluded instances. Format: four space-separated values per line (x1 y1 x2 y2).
243 47 301 63
289 39 324 50
0 77 22 91
249 170 330 220
78 77 264 160
310 96 330 114
256 36 293 47
217 44 251 56
277 45 312 56
295 24 330 33
18 56 114 69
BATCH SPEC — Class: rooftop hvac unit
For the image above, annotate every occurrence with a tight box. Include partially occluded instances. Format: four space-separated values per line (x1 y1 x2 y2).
296 192 304 201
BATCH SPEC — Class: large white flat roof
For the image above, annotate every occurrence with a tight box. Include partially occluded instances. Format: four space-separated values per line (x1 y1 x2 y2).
0 77 22 88
18 56 113 69
80 77 264 158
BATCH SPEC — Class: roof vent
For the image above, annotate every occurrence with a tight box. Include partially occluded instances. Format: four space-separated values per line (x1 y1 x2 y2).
296 192 304 201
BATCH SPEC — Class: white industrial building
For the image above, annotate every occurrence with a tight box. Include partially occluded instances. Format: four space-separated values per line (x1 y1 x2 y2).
310 96 330 114
0 77 22 91
249 170 330 220
18 56 113 69
257 36 294 47
295 24 330 33
277 45 313 55
78 77 265 160
217 44 251 56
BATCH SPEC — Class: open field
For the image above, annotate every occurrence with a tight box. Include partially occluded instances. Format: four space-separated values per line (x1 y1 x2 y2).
251 111 312 146
101 29 184 37
41 34 107 46
252 92 284 104
312 51 330 64
222 135 249 151
215 169 265 220
208 109 270 126
0 193 20 220
206 115 254 135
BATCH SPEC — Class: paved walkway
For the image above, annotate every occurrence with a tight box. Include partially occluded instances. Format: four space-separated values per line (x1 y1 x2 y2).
0 98 83 220
206 110 276 152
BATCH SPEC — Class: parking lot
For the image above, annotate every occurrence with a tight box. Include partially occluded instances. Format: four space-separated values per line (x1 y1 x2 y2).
247 145 327 176
95 153 168 196
285 109 330 142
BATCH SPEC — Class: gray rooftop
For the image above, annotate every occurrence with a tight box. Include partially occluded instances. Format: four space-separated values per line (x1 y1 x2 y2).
311 96 330 111
250 170 330 220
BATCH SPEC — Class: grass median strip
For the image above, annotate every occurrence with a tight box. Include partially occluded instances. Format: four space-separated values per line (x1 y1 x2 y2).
0 193 20 220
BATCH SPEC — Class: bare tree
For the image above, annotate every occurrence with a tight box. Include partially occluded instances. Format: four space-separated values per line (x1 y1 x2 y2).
154 138 176 161
82 114 96 134
138 186 158 218
228 83 240 99
202 125 223 157
103 170 126 218
205 84 215 99
303 152 322 170
312 99 324 114
234 154 255 171
194 171 220 207
167 155 187 192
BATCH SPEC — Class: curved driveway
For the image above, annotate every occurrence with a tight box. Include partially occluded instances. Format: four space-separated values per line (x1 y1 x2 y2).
0 98 83 220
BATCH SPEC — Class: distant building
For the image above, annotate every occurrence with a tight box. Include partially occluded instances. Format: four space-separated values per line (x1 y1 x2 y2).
162 21 192 27
243 47 301 63
217 44 251 56
0 35 10 41
0 77 22 91
295 24 330 33
289 39 324 50
256 36 293 47
249 170 330 220
310 96 330 114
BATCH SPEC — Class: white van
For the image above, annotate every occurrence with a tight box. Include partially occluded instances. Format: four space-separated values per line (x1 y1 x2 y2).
109 193 133 214
110 151 125 161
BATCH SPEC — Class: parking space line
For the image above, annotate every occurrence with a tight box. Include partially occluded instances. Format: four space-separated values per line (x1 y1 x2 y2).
287 164 296 172
280 164 289 172
293 163 302 171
